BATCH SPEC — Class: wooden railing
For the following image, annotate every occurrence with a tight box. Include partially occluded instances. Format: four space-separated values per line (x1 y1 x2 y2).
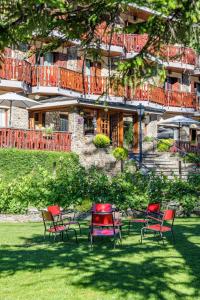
96 30 197 64
31 65 198 109
177 141 200 154
0 58 198 109
0 57 32 84
0 128 71 152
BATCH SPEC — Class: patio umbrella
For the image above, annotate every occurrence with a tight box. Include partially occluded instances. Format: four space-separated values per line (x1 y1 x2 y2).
159 115 200 144
0 92 39 127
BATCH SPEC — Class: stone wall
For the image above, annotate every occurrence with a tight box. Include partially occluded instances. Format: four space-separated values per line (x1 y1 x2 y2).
11 107 28 129
68 108 121 175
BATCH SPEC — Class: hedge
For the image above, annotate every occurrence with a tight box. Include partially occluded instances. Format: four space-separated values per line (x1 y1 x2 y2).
0 148 78 182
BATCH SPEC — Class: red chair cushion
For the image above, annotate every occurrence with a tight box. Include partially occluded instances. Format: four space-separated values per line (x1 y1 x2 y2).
92 228 120 236
48 225 66 233
146 224 172 232
130 219 147 223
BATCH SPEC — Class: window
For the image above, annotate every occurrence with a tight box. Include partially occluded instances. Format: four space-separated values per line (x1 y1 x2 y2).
60 115 68 132
44 53 54 66
84 112 95 135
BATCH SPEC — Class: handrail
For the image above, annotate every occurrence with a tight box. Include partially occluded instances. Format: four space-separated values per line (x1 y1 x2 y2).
0 58 198 109
0 128 71 152
95 29 197 64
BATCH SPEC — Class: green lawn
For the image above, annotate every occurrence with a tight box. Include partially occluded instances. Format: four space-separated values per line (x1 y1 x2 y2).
0 218 200 300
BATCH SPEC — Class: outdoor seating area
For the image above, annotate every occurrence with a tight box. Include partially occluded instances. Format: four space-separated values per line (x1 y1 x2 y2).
41 203 176 247
1 215 200 300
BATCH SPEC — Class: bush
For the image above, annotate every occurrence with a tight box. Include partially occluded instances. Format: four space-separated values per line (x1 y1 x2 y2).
185 153 200 164
112 147 128 161
157 139 174 152
0 148 199 216
0 148 77 182
144 136 155 142
93 134 110 148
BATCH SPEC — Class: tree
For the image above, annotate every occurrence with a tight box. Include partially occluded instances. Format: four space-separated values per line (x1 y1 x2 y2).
0 0 199 83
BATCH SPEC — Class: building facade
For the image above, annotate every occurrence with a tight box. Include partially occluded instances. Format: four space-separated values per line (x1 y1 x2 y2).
0 5 200 153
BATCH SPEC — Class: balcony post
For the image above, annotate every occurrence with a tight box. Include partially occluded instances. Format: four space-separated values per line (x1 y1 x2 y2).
133 112 139 153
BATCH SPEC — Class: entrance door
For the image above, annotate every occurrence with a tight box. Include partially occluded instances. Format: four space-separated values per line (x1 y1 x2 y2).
97 111 123 146
110 113 119 147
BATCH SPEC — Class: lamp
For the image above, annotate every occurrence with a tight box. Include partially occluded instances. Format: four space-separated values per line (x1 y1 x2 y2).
136 104 145 168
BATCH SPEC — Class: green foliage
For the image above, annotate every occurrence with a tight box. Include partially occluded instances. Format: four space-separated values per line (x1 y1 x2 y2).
0 148 199 216
93 134 110 148
144 136 155 142
0 148 77 182
0 0 199 83
157 139 174 152
185 153 200 164
112 147 128 161
124 122 133 148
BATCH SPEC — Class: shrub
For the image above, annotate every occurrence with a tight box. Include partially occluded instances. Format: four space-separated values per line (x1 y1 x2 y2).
124 122 133 148
112 147 128 161
157 139 174 152
144 136 155 142
93 134 110 148
0 148 77 182
185 153 200 164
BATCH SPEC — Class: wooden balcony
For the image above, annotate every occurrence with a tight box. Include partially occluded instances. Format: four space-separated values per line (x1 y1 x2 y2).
0 57 32 84
32 65 198 109
0 128 71 152
96 29 197 65
0 58 198 109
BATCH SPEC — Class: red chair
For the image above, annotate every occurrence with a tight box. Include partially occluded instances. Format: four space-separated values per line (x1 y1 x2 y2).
90 212 122 248
91 203 122 228
141 209 176 244
48 205 81 234
128 203 161 233
41 211 70 241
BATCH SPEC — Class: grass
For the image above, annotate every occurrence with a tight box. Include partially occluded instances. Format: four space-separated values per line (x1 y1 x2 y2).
0 218 200 300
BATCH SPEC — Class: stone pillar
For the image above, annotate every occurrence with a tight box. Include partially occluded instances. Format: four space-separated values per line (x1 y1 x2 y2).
68 107 84 152
11 107 29 129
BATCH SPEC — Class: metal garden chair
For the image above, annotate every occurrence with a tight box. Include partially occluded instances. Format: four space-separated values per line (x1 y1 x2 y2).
141 209 176 244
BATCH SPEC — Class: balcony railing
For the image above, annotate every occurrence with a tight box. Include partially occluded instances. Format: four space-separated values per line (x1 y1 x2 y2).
32 65 198 109
0 57 32 84
0 58 198 109
96 29 197 65
0 128 71 152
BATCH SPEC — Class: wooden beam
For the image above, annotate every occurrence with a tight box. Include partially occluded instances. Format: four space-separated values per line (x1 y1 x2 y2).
29 112 35 129
119 112 124 146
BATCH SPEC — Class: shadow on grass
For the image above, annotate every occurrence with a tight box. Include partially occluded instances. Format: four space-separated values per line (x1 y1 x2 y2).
0 221 200 299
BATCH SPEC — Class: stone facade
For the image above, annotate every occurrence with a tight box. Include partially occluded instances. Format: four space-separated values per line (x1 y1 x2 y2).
68 109 121 174
11 106 28 129
45 111 68 131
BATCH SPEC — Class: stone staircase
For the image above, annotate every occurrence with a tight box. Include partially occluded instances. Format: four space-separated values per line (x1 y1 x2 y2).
130 152 198 179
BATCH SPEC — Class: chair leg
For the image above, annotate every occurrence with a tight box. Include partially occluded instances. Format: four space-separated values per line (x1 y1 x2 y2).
171 229 175 243
78 222 81 235
73 229 78 243
90 234 93 249
141 228 144 243
113 236 116 249
128 221 131 234
119 231 122 245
